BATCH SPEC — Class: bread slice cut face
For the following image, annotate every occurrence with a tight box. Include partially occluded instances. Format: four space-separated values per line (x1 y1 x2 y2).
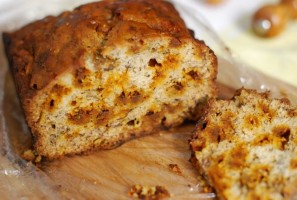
190 89 297 200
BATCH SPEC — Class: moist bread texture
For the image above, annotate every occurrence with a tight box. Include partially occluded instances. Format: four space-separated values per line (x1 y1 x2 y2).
3 0 217 159
190 89 297 200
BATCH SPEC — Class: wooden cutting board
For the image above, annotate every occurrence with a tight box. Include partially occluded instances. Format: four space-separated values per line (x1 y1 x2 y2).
1 57 297 200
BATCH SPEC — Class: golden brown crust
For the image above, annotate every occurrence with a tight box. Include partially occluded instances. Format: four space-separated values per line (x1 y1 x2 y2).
3 0 194 100
4 0 217 159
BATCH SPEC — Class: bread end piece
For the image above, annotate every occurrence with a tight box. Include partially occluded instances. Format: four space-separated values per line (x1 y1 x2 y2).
190 88 297 200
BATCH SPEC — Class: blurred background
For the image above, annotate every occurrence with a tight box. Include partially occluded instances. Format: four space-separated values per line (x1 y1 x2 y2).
188 0 297 87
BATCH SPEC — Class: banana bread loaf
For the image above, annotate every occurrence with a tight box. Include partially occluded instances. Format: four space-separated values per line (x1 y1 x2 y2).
3 0 217 159
190 88 297 200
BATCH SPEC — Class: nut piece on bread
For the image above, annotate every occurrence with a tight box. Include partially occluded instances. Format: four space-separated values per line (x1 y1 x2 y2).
190 88 297 200
3 0 217 159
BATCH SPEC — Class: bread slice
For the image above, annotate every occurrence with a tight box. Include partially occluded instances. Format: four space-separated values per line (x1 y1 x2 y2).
3 0 217 159
190 88 297 200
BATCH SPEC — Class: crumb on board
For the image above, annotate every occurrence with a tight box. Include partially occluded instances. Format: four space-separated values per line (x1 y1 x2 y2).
186 183 214 194
168 164 182 175
197 178 214 193
22 149 42 164
202 185 213 193
128 184 170 200
187 175 214 194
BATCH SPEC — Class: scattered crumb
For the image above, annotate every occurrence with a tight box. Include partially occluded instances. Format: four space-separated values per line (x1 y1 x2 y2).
22 149 35 161
35 155 42 163
168 164 182 175
196 177 214 193
128 184 170 200
202 185 213 193
22 149 42 164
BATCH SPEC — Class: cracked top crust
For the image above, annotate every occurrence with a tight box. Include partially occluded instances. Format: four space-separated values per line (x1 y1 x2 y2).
3 0 192 101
